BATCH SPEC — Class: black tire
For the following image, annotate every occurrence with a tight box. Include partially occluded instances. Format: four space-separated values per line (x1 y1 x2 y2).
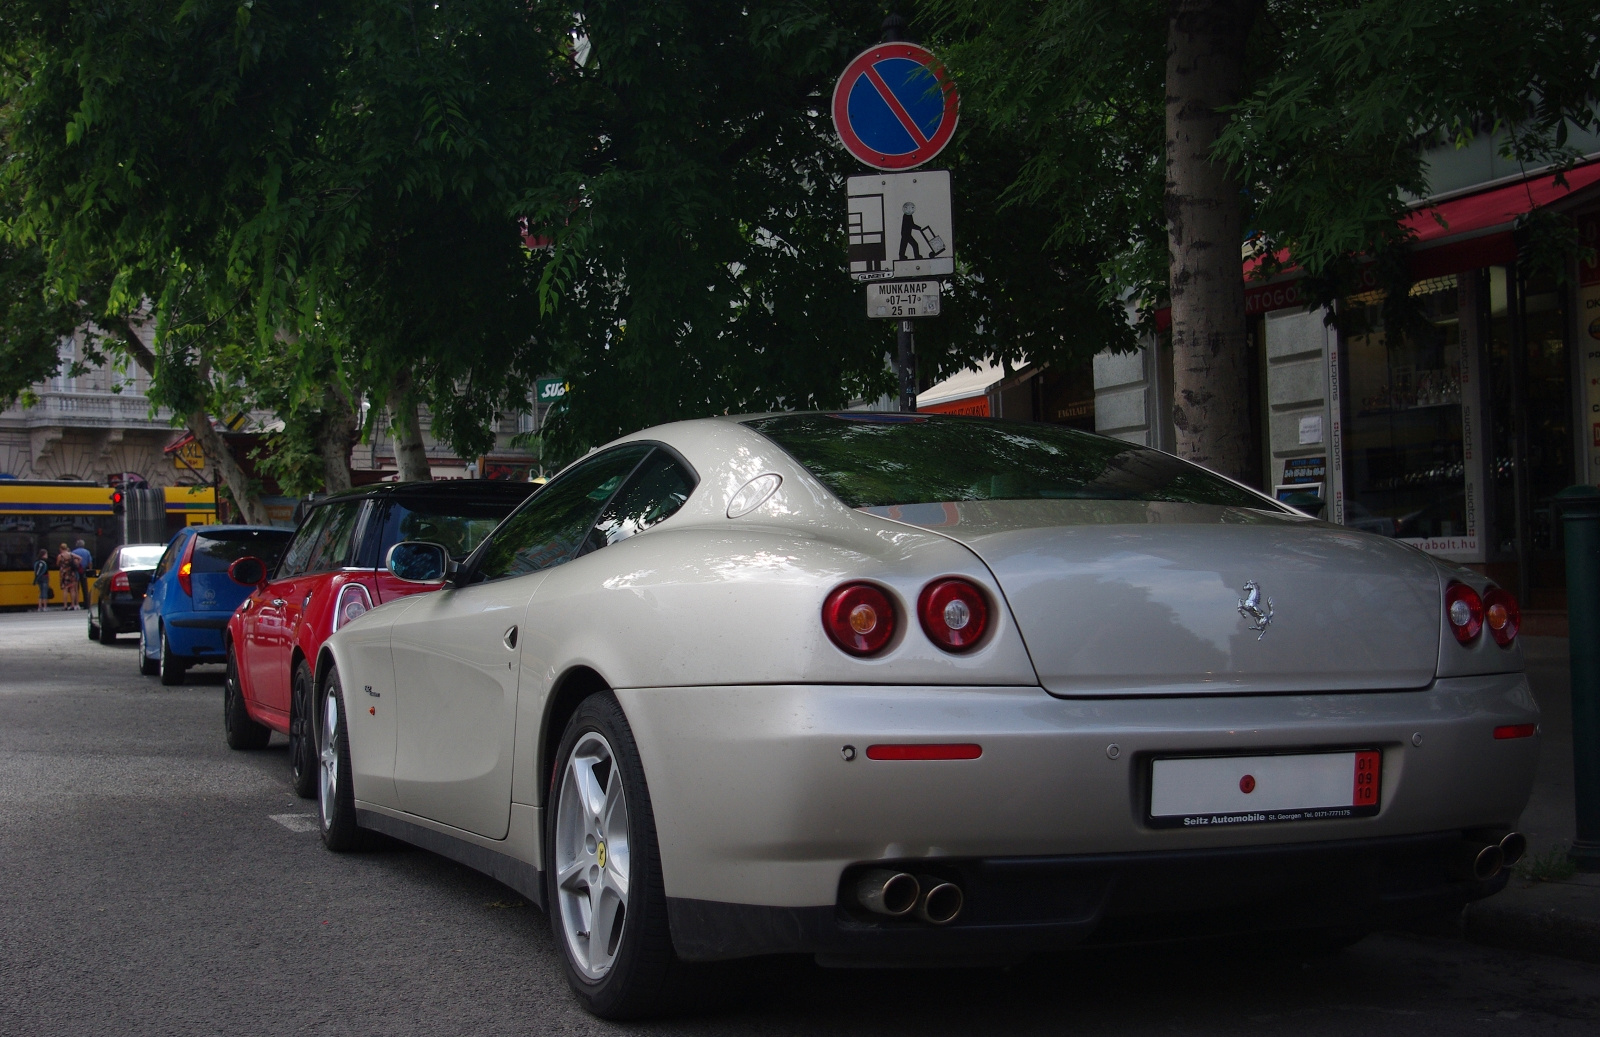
289 661 318 799
137 624 160 676
223 644 271 750
158 627 187 686
97 604 118 645
86 604 99 641
547 692 684 1020
317 668 364 851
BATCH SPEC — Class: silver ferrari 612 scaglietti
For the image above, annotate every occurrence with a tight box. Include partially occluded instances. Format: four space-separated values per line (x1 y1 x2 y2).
313 412 1537 1018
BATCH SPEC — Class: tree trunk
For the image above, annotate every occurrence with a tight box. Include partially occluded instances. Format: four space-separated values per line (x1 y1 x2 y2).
387 368 432 482
317 385 358 493
118 320 272 524
1165 0 1258 484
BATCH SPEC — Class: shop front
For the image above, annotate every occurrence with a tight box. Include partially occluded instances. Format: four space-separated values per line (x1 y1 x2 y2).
1098 158 1600 630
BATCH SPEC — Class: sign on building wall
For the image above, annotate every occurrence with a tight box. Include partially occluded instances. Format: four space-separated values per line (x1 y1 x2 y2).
171 440 205 471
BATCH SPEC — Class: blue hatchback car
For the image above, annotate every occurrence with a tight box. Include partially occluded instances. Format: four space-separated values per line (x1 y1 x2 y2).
139 525 294 685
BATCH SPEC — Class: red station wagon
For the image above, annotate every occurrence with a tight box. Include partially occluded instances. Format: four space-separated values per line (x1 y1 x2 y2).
223 481 535 795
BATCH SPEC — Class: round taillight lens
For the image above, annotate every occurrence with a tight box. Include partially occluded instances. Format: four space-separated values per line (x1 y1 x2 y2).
822 583 896 656
1483 587 1520 647
917 578 990 652
332 583 373 632
1444 582 1483 644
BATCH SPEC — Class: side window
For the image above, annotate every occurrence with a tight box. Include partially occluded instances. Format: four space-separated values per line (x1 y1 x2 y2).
587 449 697 551
472 446 651 582
153 538 179 578
374 498 519 563
276 505 332 579
306 500 364 573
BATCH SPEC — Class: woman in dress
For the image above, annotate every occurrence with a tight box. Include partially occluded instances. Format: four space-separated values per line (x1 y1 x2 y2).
33 549 52 611
57 542 81 611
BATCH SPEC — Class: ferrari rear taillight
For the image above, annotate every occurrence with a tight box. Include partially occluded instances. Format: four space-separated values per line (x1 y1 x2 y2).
1484 587 1520 647
1444 582 1482 644
822 583 896 656
917 578 989 652
110 572 130 592
177 535 196 597
332 582 373 632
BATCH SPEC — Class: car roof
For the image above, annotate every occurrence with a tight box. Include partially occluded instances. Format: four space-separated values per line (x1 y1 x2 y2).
312 480 537 506
182 524 294 535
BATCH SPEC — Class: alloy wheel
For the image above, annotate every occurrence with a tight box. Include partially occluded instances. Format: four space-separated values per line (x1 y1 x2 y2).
319 691 339 831
553 731 631 981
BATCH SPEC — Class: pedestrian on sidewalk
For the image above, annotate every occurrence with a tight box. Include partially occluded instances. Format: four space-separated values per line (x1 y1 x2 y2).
57 542 81 610
72 539 93 579
32 549 51 611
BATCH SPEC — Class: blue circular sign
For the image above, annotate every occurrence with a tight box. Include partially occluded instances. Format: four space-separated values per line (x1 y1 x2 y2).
832 43 959 170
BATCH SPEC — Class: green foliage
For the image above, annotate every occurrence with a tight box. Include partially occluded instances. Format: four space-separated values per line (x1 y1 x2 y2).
1515 846 1578 883
0 237 76 407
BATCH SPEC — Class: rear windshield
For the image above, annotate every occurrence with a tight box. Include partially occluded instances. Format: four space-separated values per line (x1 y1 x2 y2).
375 495 529 561
743 413 1270 509
192 530 294 573
120 546 166 569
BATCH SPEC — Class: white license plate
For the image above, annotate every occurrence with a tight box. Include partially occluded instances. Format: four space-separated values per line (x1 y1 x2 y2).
1147 750 1381 829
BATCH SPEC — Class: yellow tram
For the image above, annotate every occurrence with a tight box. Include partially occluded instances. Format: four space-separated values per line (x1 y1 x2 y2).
0 481 216 608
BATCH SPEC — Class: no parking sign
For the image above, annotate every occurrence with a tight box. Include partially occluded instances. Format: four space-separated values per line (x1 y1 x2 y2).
831 43 959 171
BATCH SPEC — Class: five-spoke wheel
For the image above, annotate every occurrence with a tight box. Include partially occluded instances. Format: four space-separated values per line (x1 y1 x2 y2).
546 692 681 1019
554 730 632 980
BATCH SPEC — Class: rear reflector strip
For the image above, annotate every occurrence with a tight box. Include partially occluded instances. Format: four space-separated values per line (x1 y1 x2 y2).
865 743 982 761
1493 724 1537 740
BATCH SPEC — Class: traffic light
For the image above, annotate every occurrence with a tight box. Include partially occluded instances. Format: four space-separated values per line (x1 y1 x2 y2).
110 489 125 516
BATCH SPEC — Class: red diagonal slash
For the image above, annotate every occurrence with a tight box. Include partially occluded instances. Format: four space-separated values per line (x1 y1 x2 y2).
863 63 932 148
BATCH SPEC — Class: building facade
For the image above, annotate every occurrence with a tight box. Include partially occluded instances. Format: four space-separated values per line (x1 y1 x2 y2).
0 329 192 488
1088 148 1600 630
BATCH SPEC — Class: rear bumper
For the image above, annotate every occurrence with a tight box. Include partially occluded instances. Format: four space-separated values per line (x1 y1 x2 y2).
616 674 1539 924
667 832 1505 962
105 598 142 630
163 612 233 658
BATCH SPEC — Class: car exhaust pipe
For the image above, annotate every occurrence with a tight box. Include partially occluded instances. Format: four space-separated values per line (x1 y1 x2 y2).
1497 831 1527 868
855 870 919 917
914 877 964 925
1457 839 1504 881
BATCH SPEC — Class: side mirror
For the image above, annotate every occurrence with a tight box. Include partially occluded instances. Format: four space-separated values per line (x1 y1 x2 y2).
1282 491 1327 518
386 541 455 584
228 556 268 588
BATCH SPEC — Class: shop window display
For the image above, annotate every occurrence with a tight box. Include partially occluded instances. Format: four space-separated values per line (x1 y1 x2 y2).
1487 266 1573 593
1341 277 1472 547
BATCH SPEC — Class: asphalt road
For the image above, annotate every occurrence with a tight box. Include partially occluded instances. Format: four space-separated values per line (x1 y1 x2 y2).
3 608 1599 1036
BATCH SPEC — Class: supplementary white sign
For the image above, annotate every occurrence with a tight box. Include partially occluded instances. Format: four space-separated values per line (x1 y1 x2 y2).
866 280 941 318
848 170 954 281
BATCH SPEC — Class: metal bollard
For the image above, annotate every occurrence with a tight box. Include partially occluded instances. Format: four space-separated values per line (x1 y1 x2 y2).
1558 485 1600 870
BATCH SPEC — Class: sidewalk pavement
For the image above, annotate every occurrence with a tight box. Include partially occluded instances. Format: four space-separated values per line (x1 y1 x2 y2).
1436 636 1600 962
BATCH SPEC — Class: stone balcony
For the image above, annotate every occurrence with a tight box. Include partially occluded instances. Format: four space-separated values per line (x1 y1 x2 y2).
1 390 177 431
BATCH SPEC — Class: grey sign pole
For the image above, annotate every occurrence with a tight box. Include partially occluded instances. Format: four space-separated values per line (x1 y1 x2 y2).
897 321 917 412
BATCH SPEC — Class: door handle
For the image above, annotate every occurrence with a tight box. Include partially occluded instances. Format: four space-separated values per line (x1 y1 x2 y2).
503 625 519 650
271 598 287 608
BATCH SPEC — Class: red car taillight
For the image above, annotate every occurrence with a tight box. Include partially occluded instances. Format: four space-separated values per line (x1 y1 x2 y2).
917 578 989 652
822 583 896 656
177 535 196 597
332 582 373 631
1444 582 1483 644
110 572 130 592
1484 587 1520 647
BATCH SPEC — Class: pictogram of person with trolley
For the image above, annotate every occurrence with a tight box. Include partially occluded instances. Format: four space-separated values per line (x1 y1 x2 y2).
897 202 946 261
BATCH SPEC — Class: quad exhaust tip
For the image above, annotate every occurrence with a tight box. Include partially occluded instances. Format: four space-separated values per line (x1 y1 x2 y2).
853 870 965 924
1459 839 1505 881
914 876 964 925
855 869 919 917
1498 831 1527 868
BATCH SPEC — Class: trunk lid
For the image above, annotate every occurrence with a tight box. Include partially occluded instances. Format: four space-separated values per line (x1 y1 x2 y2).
863 500 1441 696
